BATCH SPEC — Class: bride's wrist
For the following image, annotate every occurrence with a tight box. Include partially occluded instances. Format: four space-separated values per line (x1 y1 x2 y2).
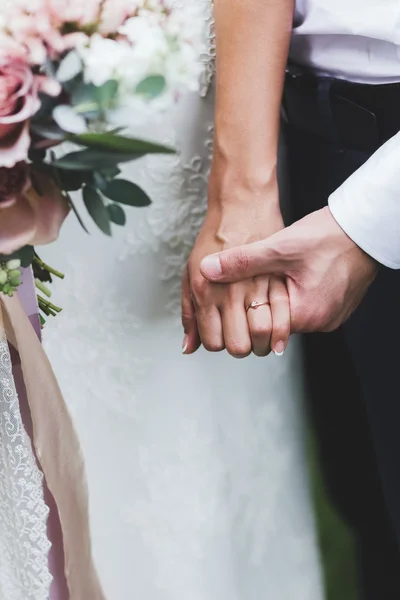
205 192 284 248
208 138 279 202
207 160 279 210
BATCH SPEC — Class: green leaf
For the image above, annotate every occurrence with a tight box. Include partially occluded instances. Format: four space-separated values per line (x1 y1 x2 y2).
31 92 58 122
53 105 87 134
99 166 121 180
56 168 92 191
67 194 89 233
52 149 145 171
31 123 66 141
71 83 100 117
28 147 47 163
68 132 175 155
17 246 35 267
103 179 151 207
93 171 108 191
135 75 166 99
56 50 82 82
71 82 96 106
107 204 126 226
0 246 34 267
95 80 119 109
82 186 111 236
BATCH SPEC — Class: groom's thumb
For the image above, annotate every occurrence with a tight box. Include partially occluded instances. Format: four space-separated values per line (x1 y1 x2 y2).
200 238 286 283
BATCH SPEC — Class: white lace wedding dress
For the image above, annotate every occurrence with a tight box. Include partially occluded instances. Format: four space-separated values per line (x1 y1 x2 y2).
42 2 324 598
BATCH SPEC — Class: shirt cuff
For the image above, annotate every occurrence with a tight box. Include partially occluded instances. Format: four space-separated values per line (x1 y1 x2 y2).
328 133 400 270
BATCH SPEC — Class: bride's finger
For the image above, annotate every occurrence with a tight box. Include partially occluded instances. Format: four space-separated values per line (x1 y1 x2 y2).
196 305 225 352
221 303 251 359
245 276 272 357
181 267 201 354
246 303 272 357
269 278 290 356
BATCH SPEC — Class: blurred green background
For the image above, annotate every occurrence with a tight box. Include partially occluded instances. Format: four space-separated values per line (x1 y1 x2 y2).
309 437 358 600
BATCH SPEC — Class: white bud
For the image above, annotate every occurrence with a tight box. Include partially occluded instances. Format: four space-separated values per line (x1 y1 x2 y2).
6 259 21 270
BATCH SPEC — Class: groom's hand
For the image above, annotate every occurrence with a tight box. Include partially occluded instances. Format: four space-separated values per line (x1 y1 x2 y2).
200 207 378 333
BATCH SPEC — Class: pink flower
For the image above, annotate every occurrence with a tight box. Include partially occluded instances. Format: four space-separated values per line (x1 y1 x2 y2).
0 166 69 255
100 0 139 34
47 0 103 26
0 59 40 169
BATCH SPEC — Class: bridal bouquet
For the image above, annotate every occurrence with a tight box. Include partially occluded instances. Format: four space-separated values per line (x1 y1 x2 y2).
0 0 203 314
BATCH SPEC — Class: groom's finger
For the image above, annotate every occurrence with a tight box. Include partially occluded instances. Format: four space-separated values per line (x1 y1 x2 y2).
269 278 290 356
200 238 286 284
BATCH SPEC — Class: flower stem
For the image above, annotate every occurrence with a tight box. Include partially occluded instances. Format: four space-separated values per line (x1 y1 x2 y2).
33 256 65 279
37 295 62 313
35 279 52 298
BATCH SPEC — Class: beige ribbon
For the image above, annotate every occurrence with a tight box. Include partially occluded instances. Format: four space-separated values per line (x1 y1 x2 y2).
0 294 106 600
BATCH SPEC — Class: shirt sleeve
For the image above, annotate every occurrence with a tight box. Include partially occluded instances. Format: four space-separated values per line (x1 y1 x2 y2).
328 131 400 269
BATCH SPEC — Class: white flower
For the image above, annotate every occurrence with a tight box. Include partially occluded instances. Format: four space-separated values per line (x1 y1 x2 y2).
78 35 136 87
119 16 168 57
77 0 205 118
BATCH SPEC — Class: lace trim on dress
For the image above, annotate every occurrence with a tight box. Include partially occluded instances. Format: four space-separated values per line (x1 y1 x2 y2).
0 336 52 600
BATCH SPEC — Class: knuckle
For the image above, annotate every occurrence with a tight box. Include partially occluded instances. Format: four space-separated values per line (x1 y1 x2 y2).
226 340 251 359
221 249 249 276
191 276 209 305
272 322 289 340
203 340 224 353
250 323 271 339
181 311 195 329
254 348 271 358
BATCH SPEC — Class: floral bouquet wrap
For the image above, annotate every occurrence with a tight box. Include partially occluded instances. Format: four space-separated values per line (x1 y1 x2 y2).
0 1 203 597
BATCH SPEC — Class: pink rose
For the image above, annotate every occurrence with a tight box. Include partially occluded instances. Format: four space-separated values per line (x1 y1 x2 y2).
0 164 69 255
0 59 41 169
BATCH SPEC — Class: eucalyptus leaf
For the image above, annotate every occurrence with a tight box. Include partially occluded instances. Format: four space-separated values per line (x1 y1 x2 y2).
67 194 89 233
71 83 100 117
56 168 92 191
28 147 47 163
99 166 121 180
30 123 66 141
53 149 146 171
107 204 126 226
56 50 82 82
69 132 175 155
103 179 151 207
71 82 97 106
53 105 87 134
93 172 108 191
31 92 58 122
95 80 119 109
83 186 111 236
135 75 166 99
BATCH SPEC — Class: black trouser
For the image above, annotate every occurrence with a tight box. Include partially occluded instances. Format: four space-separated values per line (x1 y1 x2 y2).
284 72 400 599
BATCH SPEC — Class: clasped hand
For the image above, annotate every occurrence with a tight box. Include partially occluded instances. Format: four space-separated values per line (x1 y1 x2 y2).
182 187 378 358
181 178 291 357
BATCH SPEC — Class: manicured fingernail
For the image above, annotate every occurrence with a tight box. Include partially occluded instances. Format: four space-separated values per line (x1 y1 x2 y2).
182 334 189 354
201 255 222 279
273 341 286 356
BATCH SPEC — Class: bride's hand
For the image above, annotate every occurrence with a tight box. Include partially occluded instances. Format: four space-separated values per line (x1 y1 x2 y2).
181 174 290 357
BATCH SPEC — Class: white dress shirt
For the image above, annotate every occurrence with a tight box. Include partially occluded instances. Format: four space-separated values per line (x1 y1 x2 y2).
290 0 400 268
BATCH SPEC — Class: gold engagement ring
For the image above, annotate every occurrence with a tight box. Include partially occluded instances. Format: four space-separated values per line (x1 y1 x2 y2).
246 300 270 312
